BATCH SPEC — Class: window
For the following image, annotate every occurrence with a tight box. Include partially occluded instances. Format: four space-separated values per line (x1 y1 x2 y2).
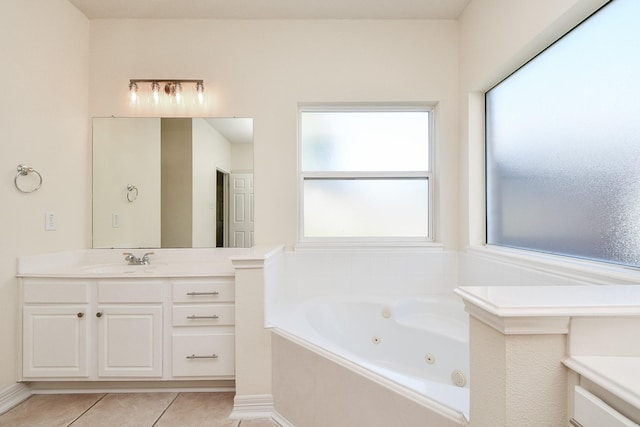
485 0 640 267
299 106 433 242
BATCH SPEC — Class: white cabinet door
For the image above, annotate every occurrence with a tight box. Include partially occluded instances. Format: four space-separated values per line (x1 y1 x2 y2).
23 305 89 378
96 305 163 378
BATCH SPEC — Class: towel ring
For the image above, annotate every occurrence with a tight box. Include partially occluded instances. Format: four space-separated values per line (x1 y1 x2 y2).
15 164 43 193
127 184 138 202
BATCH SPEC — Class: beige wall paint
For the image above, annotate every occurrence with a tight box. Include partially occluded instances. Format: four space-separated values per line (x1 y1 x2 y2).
0 1 89 389
231 143 253 173
161 118 193 247
88 19 460 250
93 117 161 248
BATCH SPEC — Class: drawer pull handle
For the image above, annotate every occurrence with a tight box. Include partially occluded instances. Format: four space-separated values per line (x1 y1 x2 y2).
186 354 218 359
186 291 220 296
569 419 583 427
187 315 219 320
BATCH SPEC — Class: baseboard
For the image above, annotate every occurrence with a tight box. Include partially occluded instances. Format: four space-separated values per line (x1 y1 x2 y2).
0 383 32 415
271 410 295 427
27 380 234 394
230 394 274 420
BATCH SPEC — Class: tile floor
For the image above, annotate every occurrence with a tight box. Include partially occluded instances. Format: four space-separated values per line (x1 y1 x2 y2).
0 392 275 427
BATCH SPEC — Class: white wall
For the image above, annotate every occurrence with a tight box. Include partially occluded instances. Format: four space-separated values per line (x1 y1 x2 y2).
0 0 89 389
88 19 460 250
192 118 231 247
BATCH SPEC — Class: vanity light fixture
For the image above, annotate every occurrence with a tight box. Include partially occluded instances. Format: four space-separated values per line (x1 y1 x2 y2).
128 79 205 105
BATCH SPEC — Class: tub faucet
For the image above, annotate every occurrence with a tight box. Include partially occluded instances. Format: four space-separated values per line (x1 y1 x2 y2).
123 252 154 265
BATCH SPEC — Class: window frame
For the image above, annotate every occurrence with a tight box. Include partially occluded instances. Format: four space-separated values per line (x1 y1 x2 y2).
297 104 435 245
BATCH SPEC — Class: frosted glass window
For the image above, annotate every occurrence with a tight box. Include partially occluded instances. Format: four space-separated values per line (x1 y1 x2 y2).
486 0 640 267
304 179 429 237
300 107 432 240
301 111 429 172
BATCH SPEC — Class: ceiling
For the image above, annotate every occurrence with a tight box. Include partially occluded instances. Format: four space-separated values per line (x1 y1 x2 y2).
68 0 471 20
206 118 253 145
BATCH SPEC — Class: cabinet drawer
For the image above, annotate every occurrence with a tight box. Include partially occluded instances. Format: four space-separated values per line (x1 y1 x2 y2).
172 305 235 326
572 386 637 427
97 280 163 303
23 280 89 303
172 334 234 377
172 280 234 303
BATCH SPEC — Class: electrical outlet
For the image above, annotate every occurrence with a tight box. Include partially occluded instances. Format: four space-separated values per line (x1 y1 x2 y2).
45 212 56 231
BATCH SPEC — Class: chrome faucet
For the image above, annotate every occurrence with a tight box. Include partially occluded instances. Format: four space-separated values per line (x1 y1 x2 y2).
123 252 154 265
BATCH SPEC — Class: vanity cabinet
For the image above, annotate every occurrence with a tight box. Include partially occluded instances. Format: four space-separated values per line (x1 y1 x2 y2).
170 278 235 378
571 386 638 427
19 275 235 382
20 278 164 380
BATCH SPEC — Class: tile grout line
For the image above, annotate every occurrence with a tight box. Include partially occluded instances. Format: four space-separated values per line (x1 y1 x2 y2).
67 393 108 426
151 392 181 426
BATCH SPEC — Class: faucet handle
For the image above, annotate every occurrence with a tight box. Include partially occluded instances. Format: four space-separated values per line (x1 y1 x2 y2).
123 252 137 264
141 252 154 264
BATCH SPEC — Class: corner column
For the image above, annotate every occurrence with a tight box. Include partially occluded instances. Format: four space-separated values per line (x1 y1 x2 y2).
230 245 283 420
457 287 570 426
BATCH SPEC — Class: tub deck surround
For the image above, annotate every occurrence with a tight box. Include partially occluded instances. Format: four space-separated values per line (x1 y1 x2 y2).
455 285 640 335
456 285 640 426
16 248 254 278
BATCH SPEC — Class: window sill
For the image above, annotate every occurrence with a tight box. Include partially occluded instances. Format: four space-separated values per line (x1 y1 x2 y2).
466 244 640 284
295 240 444 253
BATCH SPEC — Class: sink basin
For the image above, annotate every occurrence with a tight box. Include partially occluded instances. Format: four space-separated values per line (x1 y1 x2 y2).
73 261 233 276
78 263 154 274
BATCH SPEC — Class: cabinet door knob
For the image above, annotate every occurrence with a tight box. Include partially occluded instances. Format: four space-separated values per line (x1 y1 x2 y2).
77 312 84 318
96 312 103 318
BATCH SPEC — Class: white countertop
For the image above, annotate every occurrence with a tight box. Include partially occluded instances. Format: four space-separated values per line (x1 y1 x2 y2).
455 285 640 317
16 246 284 278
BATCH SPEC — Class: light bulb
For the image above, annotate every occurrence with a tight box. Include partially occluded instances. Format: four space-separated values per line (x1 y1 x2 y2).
175 82 182 104
196 82 204 104
151 82 160 104
129 82 138 104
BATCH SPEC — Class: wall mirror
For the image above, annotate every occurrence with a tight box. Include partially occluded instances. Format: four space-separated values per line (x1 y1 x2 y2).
92 117 254 248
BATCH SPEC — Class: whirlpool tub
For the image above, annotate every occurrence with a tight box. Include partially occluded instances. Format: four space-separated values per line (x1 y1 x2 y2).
271 293 470 424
